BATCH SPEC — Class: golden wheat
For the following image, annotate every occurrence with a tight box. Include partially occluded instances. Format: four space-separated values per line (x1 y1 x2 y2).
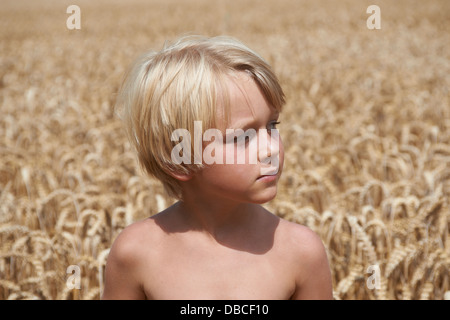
0 0 449 300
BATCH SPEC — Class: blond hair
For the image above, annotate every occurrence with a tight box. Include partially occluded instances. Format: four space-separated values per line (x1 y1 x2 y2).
115 35 285 199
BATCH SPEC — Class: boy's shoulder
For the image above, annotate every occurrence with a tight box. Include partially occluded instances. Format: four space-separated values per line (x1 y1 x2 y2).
275 216 328 264
107 216 165 264
102 217 168 299
276 214 322 243
275 216 333 299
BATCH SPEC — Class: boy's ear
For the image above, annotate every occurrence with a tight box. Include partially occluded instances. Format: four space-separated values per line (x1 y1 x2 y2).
166 169 194 182
170 171 194 182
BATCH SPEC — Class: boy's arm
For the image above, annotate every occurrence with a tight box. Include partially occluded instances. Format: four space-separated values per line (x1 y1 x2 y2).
290 227 333 300
101 227 147 300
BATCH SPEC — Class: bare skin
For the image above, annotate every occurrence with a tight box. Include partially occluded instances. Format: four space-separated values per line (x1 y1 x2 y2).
101 72 333 300
102 201 333 299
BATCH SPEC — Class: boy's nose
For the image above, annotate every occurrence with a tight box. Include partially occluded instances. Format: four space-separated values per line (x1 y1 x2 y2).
258 129 280 164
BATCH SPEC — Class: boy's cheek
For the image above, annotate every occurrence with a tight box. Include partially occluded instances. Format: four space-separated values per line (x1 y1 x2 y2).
278 141 285 168
202 139 285 168
279 149 285 172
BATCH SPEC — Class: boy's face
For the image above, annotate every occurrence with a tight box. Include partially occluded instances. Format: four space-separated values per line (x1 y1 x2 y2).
191 72 284 204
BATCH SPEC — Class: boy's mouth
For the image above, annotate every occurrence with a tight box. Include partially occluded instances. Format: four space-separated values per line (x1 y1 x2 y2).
257 168 278 179
259 168 279 176
256 174 278 182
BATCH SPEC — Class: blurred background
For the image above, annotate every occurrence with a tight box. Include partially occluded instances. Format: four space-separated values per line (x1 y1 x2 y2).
0 0 449 300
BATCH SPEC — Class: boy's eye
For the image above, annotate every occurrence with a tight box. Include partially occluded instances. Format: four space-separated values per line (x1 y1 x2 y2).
268 121 280 130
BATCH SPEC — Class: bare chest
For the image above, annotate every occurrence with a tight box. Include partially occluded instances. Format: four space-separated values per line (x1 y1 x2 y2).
142 242 295 300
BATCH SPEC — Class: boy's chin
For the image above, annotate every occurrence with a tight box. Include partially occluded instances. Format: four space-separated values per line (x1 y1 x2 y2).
248 189 278 204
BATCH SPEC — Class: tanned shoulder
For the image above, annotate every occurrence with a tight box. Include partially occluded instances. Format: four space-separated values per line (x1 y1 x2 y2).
102 218 157 300
278 218 334 300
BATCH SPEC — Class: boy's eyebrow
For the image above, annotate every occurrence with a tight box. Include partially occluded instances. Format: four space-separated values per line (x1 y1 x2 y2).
229 110 280 131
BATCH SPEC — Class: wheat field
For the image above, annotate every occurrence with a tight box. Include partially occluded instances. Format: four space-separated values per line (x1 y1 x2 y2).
0 0 449 300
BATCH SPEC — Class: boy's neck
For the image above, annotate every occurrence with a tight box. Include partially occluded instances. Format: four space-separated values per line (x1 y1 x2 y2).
176 196 258 242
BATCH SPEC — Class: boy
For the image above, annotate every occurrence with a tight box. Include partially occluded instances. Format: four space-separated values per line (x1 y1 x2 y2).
102 35 333 299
